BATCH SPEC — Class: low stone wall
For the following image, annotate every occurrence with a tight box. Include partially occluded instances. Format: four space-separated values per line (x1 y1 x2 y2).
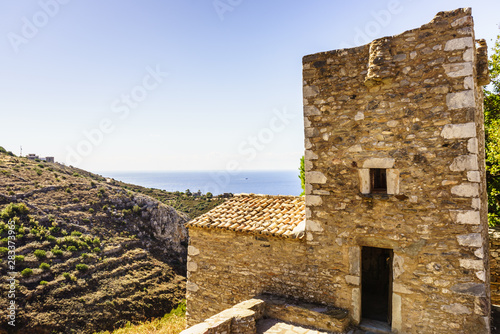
490 229 500 304
180 296 349 334
186 228 343 326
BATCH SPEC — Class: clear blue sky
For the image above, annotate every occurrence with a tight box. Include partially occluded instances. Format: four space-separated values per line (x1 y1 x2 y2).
0 0 498 172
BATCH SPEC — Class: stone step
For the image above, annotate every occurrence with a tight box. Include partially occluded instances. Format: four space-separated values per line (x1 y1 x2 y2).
357 319 392 334
260 294 350 333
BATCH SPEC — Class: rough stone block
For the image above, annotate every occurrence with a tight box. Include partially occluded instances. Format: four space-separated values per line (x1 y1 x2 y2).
306 171 327 184
305 219 324 232
358 169 370 194
305 150 318 160
451 183 479 197
354 111 364 121
450 282 486 297
187 282 200 292
467 171 481 183
446 90 475 109
464 75 474 89
468 137 479 154
187 261 198 272
306 195 322 206
449 154 478 171
304 105 321 116
459 259 484 270
303 85 319 98
444 37 473 51
386 169 400 195
188 245 200 256
345 275 360 286
362 158 395 168
450 210 480 225
180 322 210 334
393 283 412 294
457 233 482 247
441 303 472 315
392 294 402 332
443 62 473 77
440 122 476 139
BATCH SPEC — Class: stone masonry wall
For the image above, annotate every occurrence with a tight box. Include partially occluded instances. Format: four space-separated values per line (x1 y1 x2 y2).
490 229 500 304
303 7 490 334
186 227 342 326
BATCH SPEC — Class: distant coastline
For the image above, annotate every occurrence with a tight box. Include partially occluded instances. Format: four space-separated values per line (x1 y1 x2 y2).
96 170 301 196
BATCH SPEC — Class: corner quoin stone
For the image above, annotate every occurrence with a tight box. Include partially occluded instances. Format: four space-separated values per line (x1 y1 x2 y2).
446 90 475 109
440 122 476 139
306 171 327 184
444 37 473 51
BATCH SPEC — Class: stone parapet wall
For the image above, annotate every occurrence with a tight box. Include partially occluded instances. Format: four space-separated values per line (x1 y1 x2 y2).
181 296 349 334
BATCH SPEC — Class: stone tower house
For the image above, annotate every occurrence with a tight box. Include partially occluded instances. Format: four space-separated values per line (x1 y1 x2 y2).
303 7 490 333
183 8 491 333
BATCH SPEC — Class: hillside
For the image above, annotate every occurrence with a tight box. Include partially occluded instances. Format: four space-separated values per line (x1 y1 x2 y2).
0 152 222 333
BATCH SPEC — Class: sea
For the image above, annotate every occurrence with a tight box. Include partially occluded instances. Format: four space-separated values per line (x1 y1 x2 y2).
98 170 302 196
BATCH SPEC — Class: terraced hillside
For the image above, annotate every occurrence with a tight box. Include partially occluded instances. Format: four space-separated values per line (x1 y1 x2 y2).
0 152 198 333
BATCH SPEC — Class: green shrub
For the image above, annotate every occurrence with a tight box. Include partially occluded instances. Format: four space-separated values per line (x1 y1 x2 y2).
72 198 79 203
1 203 29 219
47 235 56 242
133 205 141 214
88 208 94 214
102 205 108 211
37 164 44 168
39 262 50 270
81 253 88 259
62 272 71 280
71 231 82 237
76 263 88 271
21 268 33 277
35 169 42 176
51 247 63 256
33 249 46 259
73 172 80 177
39 280 48 285
67 246 77 252
92 247 101 253
0 247 8 256
65 188 72 193
14 255 24 262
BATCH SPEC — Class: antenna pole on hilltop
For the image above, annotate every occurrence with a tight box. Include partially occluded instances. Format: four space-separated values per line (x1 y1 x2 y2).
20 146 22 157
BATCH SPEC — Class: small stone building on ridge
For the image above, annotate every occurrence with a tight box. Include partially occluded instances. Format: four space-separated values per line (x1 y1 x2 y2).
185 8 491 333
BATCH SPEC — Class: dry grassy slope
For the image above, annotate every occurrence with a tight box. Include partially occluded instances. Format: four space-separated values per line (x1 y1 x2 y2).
0 153 191 334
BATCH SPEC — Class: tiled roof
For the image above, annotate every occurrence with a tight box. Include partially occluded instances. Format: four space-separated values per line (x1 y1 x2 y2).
186 194 306 239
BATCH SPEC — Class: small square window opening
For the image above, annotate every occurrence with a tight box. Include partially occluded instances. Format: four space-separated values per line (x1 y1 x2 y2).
370 168 387 193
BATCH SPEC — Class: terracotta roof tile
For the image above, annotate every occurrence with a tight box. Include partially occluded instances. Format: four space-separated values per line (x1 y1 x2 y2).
186 194 306 239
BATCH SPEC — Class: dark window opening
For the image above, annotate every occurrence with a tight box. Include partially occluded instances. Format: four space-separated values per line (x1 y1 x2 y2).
370 168 387 193
362 246 393 324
